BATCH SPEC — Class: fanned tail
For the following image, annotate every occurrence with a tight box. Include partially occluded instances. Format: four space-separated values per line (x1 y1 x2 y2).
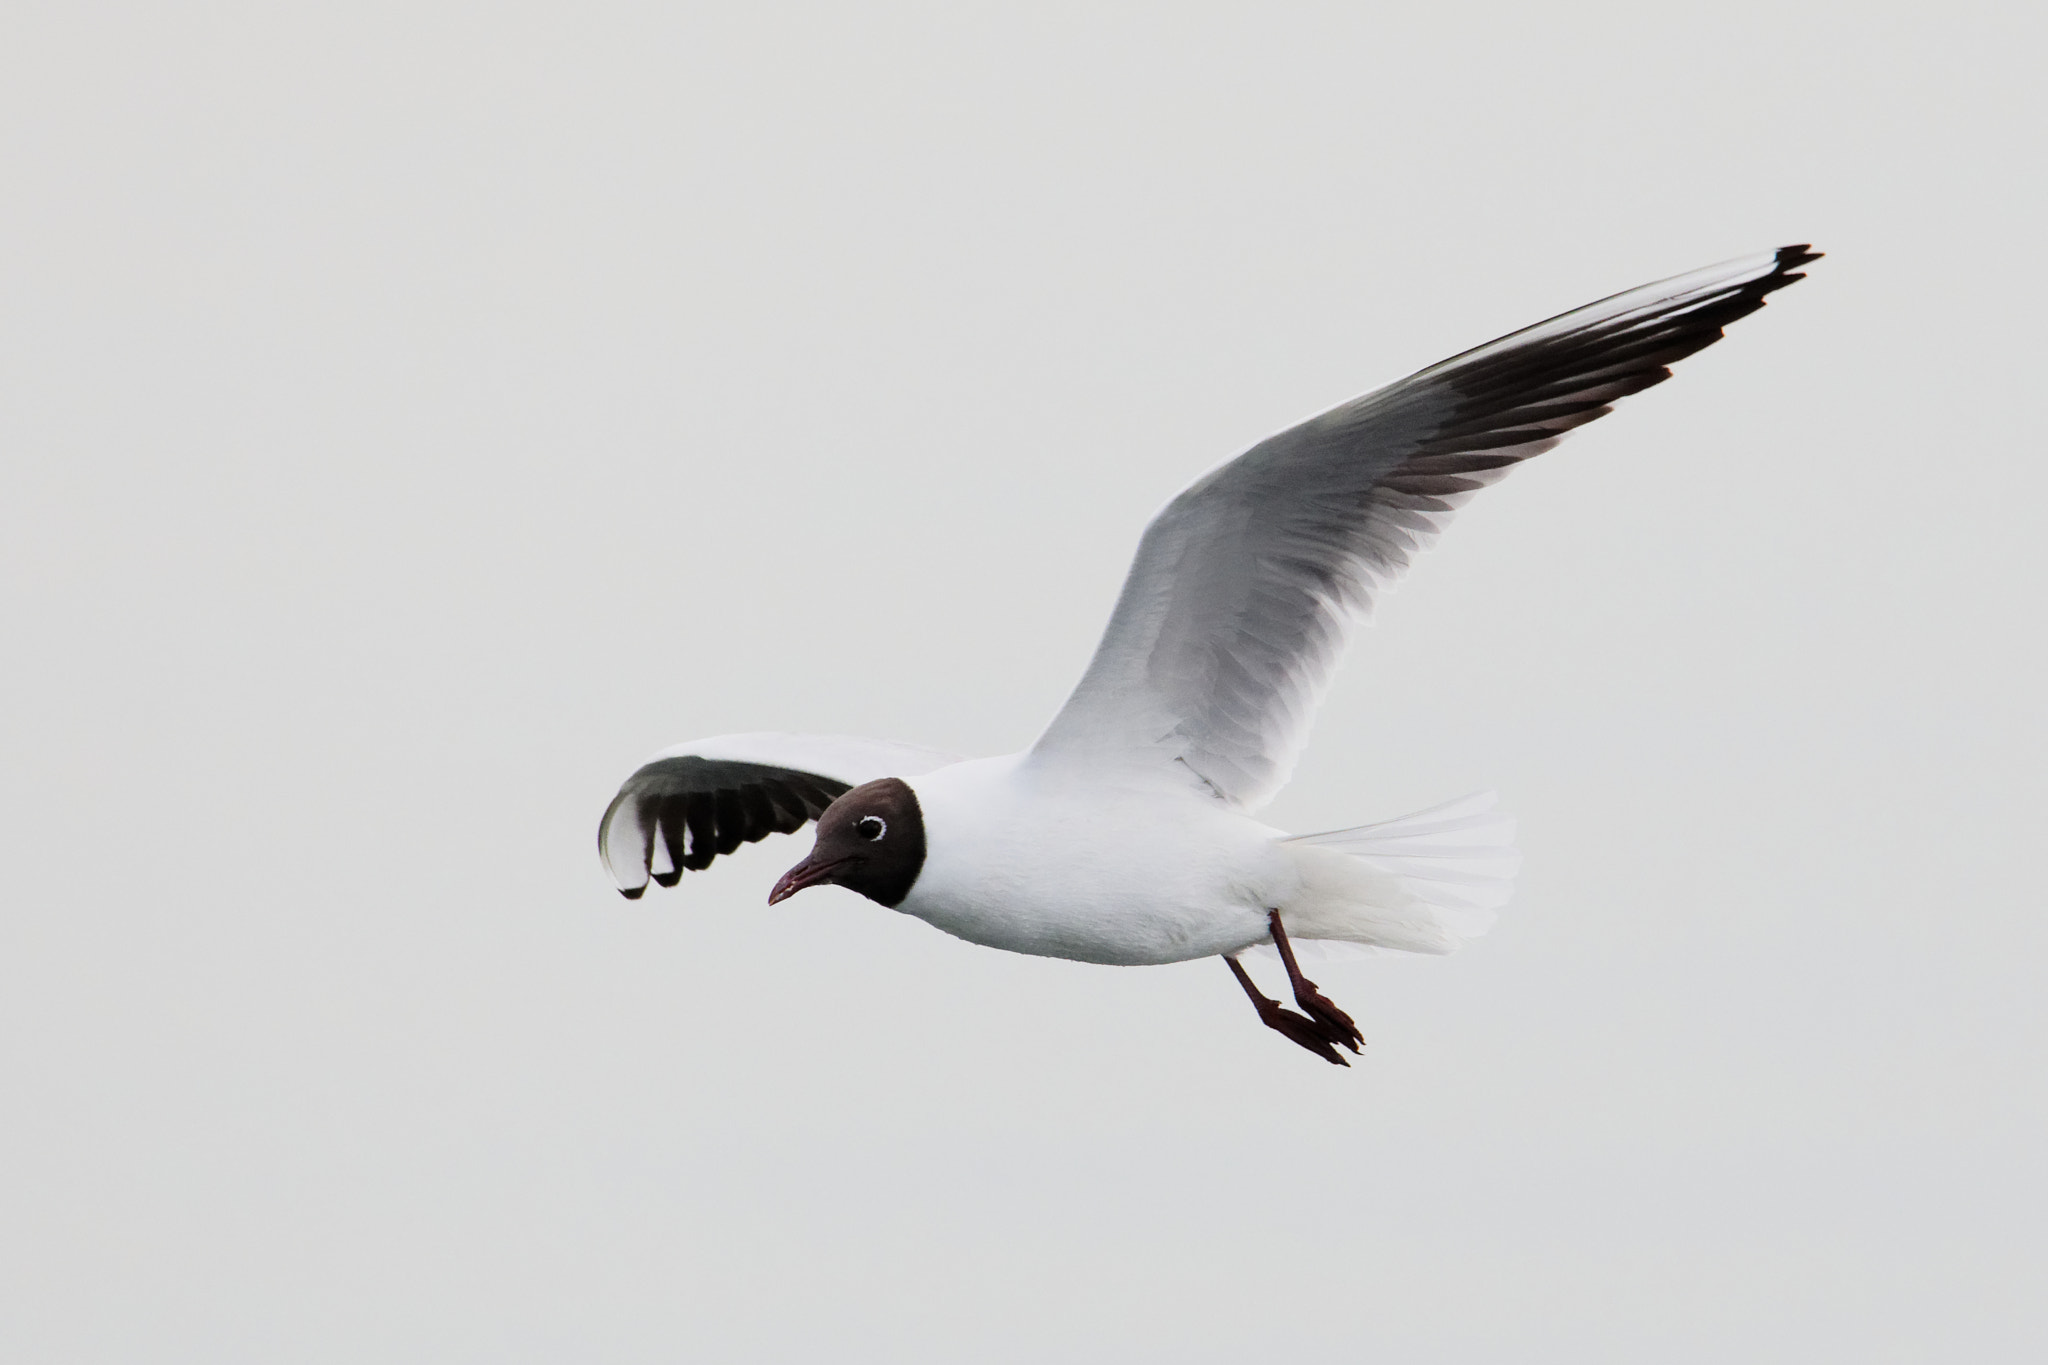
1258 793 1519 961
1288 791 1520 938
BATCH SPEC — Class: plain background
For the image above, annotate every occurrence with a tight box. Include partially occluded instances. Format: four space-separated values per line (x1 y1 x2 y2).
3 2 2043 1360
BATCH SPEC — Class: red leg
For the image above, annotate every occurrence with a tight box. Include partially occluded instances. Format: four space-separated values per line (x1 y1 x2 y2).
1224 954 1350 1066
1268 910 1364 1054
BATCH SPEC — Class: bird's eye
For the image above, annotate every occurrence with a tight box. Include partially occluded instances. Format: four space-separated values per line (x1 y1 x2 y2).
855 815 887 842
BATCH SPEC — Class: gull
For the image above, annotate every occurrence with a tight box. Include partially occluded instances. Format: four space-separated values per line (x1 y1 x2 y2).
598 246 1818 1064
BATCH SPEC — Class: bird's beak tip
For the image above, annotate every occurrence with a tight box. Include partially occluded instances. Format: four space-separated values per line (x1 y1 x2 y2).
767 856 829 906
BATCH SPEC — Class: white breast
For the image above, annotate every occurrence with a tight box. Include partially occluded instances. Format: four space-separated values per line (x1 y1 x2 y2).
897 754 1293 966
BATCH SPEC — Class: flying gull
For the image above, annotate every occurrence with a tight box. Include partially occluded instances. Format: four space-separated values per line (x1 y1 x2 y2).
598 246 1819 1064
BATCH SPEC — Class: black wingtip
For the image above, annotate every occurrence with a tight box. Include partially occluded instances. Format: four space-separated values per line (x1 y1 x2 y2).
1776 243 1823 273
617 884 646 901
651 870 681 888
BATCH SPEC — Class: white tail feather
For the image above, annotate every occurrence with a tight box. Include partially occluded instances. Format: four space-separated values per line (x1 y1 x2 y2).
1252 792 1520 961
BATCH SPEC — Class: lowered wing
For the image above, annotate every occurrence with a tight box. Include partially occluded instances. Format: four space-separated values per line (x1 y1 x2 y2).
598 732 963 898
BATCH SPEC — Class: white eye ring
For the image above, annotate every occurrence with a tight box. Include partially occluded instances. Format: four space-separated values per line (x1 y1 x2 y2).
855 815 887 841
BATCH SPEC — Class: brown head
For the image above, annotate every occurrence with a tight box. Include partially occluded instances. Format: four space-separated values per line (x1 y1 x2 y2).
766 777 926 909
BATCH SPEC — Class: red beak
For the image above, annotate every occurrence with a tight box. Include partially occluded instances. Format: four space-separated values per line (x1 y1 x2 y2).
767 854 854 906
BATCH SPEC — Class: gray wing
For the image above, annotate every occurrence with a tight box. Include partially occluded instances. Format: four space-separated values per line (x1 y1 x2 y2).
1031 246 1819 809
598 733 963 898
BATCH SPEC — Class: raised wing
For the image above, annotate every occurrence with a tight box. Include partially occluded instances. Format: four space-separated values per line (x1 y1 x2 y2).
598 733 963 898
1032 246 1819 808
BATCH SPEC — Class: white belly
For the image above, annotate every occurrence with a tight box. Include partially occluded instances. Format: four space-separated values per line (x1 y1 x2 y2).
896 755 1294 966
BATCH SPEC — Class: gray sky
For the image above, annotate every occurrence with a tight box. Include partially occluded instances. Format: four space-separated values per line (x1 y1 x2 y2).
3 2 2043 1361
